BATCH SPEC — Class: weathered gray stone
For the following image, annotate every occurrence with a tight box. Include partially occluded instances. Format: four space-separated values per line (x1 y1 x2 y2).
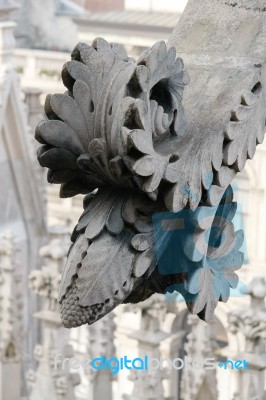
35 0 266 327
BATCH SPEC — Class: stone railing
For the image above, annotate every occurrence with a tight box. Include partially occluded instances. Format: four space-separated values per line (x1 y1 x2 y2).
47 185 84 224
14 48 69 95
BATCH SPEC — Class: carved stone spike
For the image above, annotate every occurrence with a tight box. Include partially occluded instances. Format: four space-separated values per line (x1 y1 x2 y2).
35 1 266 328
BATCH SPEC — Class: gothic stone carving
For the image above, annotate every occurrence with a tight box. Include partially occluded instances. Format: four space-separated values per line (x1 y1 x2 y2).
35 37 265 327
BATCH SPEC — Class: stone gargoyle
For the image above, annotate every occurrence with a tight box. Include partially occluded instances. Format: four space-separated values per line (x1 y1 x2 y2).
35 0 266 327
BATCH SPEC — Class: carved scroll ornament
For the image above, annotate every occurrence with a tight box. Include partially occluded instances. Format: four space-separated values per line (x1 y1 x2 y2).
35 38 265 327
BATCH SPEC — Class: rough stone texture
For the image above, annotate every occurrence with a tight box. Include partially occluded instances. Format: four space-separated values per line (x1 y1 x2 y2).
168 0 266 210
35 0 266 327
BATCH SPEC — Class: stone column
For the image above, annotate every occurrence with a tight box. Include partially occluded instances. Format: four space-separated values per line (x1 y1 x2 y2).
124 295 169 400
0 0 17 66
87 312 116 400
23 87 48 214
228 277 266 400
180 315 218 400
0 231 22 400
23 88 43 134
26 235 80 400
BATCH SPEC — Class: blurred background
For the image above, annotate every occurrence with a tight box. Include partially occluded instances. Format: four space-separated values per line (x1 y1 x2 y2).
0 0 266 399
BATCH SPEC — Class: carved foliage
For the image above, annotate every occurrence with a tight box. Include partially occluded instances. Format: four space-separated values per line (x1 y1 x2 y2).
164 80 265 211
35 38 189 203
35 37 264 327
36 38 265 215
59 190 161 327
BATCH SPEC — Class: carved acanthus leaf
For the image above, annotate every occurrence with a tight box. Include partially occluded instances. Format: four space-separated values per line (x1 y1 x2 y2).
163 82 265 211
59 190 160 327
